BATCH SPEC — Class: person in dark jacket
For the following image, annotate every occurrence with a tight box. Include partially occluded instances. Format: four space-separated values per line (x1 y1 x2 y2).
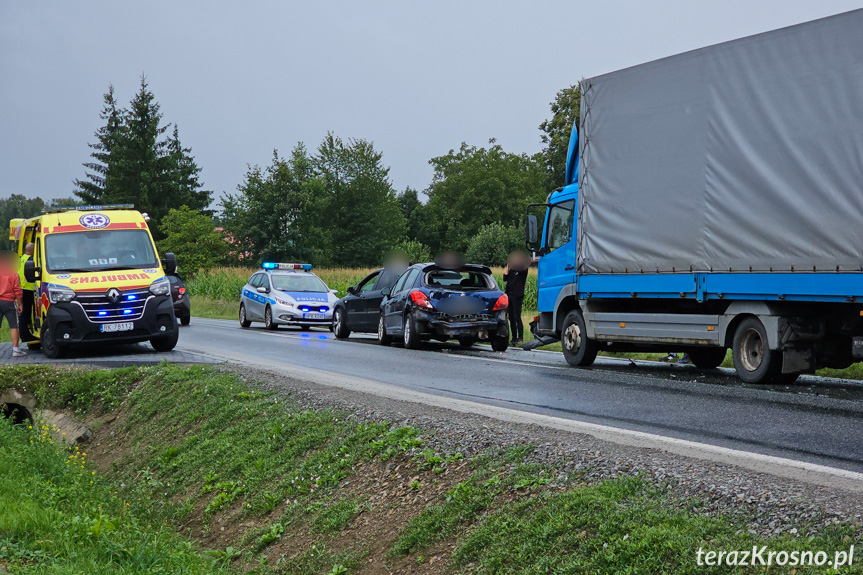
503 251 530 346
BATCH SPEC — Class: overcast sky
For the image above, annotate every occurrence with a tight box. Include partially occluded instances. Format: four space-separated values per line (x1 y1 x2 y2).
1 1 861 206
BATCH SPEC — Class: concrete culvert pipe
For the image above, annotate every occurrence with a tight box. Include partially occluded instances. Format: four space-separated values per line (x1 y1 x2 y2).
1 402 33 425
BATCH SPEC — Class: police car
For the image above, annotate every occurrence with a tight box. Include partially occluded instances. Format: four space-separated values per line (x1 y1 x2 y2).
238 263 337 330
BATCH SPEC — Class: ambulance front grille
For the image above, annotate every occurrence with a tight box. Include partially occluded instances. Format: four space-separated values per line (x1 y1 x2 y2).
75 288 151 323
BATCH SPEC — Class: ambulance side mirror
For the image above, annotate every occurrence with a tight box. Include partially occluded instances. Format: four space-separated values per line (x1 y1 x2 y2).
24 259 39 283
162 252 177 274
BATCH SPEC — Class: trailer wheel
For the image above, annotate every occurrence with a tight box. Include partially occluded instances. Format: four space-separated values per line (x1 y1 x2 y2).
561 310 598 367
688 348 727 369
732 317 782 383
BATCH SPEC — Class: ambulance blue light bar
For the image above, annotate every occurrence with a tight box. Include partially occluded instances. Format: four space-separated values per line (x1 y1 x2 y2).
262 262 312 271
42 203 136 214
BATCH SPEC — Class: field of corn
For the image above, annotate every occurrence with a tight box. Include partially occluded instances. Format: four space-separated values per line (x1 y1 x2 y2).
187 267 539 311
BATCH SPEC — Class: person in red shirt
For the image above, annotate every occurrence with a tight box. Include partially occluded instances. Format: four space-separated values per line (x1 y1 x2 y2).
0 251 25 357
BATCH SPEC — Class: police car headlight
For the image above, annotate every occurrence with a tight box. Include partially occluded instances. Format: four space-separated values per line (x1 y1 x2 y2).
149 277 171 296
47 286 76 304
275 297 293 307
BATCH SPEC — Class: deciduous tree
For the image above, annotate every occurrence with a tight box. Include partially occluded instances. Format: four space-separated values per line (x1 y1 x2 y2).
422 141 545 253
539 84 581 190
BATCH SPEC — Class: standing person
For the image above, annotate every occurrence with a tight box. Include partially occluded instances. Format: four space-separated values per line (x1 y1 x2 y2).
0 251 26 357
503 251 529 347
17 243 35 342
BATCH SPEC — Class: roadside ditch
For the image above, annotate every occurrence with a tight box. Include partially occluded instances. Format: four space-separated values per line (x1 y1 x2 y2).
1 364 861 574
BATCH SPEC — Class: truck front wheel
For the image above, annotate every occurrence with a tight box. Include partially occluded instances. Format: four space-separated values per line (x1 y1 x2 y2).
688 348 727 369
732 317 782 383
561 310 598 367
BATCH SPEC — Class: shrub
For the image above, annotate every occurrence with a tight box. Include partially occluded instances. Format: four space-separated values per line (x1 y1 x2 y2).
465 223 523 267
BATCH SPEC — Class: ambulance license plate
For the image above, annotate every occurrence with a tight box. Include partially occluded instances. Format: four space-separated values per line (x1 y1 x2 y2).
100 322 134 333
304 313 326 320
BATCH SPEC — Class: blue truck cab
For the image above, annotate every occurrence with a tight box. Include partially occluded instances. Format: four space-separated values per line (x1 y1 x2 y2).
529 9 863 384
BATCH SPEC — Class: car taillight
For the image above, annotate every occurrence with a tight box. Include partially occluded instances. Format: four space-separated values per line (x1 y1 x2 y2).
410 290 434 310
178 287 186 294
493 294 509 311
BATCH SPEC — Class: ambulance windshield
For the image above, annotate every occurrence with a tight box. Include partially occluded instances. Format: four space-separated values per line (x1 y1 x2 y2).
45 230 159 273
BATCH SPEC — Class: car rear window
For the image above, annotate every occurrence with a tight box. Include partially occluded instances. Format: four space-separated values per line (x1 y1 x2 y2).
424 270 494 290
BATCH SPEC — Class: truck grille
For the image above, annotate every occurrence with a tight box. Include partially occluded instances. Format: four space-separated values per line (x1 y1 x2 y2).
75 288 151 323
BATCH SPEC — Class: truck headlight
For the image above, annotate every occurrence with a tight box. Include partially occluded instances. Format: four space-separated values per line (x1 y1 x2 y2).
149 277 171 296
47 285 76 304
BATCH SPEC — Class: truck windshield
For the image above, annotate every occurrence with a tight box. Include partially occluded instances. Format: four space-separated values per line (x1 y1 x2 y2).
272 274 328 292
45 230 158 273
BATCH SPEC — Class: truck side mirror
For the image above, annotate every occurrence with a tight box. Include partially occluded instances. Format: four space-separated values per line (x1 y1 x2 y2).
525 214 539 248
23 258 39 283
162 252 177 274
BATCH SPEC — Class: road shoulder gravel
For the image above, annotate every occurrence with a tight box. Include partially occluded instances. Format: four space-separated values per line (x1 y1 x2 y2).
224 364 863 539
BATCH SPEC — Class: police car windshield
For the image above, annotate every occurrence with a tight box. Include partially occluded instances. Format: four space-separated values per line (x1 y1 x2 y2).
271 274 328 293
45 230 158 273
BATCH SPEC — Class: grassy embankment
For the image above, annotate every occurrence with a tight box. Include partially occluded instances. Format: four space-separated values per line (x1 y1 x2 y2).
1 364 858 574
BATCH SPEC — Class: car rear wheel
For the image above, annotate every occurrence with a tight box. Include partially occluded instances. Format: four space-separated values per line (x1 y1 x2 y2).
458 336 475 348
377 314 392 346
264 306 278 330
561 310 598 367
491 334 509 352
333 308 351 339
403 313 421 349
180 316 191 326
239 304 251 328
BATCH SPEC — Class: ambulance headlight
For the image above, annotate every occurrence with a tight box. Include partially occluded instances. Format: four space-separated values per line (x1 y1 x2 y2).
149 277 171 296
47 286 76 304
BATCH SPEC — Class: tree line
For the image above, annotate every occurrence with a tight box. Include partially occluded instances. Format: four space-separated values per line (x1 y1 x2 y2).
3 79 580 271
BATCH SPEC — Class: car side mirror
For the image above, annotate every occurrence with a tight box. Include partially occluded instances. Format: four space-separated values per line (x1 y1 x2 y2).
330 289 338 295
347 286 356 295
256 286 269 294
525 214 539 249
24 259 39 283
381 287 391 296
162 252 177 274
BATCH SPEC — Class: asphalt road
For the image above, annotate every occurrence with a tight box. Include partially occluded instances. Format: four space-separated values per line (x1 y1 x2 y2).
171 318 863 474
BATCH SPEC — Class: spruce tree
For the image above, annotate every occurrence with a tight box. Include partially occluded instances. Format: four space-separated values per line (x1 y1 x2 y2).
74 76 212 238
73 85 123 204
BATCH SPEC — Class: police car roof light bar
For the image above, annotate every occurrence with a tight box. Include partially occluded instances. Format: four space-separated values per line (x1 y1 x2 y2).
262 262 312 271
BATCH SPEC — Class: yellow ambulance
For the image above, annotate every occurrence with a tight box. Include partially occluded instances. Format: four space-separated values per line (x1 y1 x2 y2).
9 204 179 358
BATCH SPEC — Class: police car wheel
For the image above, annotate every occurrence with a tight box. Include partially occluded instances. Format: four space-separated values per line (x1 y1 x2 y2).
239 304 251 328
264 306 278 330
